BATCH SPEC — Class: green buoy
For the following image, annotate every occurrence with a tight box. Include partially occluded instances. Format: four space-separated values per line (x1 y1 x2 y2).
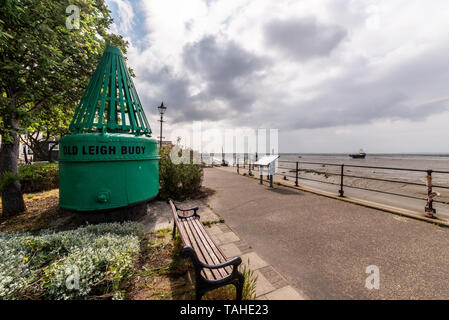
59 46 159 211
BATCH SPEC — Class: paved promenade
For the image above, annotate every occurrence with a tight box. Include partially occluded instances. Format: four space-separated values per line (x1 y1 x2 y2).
203 167 449 299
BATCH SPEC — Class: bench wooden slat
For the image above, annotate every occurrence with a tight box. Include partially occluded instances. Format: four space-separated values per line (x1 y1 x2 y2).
182 217 221 280
178 222 211 279
170 208 218 280
191 219 233 275
174 213 192 248
173 209 232 278
186 218 228 280
181 218 216 280
177 218 211 280
188 218 230 279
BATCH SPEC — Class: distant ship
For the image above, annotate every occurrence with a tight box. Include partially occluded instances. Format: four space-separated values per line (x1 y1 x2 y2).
349 149 366 159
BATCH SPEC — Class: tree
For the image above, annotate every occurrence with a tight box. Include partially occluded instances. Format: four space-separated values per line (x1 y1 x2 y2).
0 0 130 216
21 104 75 163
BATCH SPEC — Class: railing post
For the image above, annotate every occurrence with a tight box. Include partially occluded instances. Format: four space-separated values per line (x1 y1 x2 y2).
339 164 344 197
260 166 263 185
425 170 436 218
295 162 299 186
237 163 239 175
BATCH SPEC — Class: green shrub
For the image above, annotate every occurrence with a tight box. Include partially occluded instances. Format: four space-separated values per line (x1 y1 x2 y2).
158 146 203 200
0 222 143 300
0 171 19 192
18 163 59 193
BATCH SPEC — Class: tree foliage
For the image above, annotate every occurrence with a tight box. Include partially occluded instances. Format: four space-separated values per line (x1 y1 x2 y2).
0 0 130 136
0 0 130 216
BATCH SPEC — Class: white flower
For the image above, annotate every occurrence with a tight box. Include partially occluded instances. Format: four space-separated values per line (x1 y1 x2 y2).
0 221 143 299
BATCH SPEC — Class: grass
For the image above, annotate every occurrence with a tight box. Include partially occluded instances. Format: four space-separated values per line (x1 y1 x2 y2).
202 219 225 228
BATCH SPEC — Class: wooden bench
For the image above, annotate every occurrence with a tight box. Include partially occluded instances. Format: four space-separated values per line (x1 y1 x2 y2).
168 199 244 300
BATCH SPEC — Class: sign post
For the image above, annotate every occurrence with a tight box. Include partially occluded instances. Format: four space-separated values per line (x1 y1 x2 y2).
254 155 280 188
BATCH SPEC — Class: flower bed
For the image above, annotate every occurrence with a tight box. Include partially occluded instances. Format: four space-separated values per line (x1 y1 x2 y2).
0 222 143 299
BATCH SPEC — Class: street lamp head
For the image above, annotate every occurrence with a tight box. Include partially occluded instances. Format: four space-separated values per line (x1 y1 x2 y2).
157 102 167 115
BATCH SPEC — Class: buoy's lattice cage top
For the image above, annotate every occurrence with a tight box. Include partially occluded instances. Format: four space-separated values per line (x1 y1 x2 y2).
70 46 151 136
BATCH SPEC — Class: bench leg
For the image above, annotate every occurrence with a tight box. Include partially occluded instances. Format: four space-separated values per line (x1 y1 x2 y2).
235 272 244 300
196 288 205 301
172 223 177 239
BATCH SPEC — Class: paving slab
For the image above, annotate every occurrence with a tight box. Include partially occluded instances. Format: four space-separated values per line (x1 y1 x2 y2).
234 240 254 254
215 231 240 245
220 242 242 258
139 201 172 233
241 252 269 270
254 270 276 297
258 266 289 290
265 286 305 300
206 225 224 236
140 199 221 233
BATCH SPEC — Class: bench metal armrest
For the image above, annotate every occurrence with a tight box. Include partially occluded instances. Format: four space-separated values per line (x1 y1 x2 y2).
181 247 242 270
168 198 200 218
178 206 199 213
176 207 199 219
201 256 242 270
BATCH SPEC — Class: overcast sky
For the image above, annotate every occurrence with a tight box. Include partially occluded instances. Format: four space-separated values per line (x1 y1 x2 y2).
106 0 449 153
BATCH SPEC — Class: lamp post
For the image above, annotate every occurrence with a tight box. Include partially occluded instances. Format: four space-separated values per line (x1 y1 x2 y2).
157 102 167 148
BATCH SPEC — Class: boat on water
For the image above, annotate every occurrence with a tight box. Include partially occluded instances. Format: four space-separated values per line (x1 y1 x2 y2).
349 149 366 159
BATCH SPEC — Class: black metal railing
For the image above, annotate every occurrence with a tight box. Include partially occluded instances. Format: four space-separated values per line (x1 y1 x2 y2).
279 160 449 217
235 158 256 177
236 159 449 218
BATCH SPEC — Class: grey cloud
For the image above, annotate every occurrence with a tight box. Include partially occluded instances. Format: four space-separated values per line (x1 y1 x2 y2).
137 67 224 123
177 36 270 121
183 36 266 82
135 21 449 135
136 36 270 124
185 19 194 32
326 0 370 28
264 16 347 61
135 66 193 119
234 41 449 130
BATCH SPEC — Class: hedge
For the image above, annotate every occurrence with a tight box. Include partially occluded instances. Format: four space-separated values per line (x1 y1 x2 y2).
0 163 59 194
158 146 203 200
